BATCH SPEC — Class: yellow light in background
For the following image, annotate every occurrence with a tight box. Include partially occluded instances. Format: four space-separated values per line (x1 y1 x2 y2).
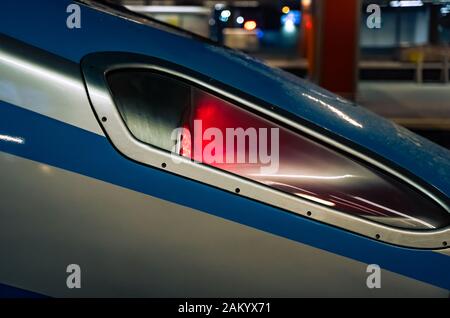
244 20 257 31
282 6 290 14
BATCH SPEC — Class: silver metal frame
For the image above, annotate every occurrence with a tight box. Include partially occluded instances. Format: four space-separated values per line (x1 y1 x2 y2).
81 53 450 250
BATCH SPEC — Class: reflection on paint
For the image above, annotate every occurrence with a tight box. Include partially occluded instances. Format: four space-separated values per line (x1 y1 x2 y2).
0 134 25 144
0 52 81 92
302 93 363 128
39 164 53 174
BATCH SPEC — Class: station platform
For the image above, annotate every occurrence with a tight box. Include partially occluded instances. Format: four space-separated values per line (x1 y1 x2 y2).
357 81 450 131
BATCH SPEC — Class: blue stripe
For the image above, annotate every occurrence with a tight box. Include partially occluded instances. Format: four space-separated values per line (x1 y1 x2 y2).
0 100 449 291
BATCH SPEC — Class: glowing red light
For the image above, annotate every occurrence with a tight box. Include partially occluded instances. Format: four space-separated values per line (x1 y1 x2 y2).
305 19 312 29
196 104 216 120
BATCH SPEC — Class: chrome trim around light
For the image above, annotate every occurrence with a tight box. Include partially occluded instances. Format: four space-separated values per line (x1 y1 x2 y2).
81 53 450 250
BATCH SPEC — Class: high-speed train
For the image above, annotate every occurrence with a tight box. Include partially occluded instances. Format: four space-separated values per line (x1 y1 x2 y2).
0 0 449 297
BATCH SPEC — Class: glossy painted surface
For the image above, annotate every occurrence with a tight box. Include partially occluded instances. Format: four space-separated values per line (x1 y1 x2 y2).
1 151 447 297
0 33 102 135
1 100 450 293
0 0 449 296
0 0 449 201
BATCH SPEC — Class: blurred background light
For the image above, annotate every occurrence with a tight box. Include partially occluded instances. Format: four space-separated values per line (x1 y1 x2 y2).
390 1 424 7
244 20 257 31
282 6 291 14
